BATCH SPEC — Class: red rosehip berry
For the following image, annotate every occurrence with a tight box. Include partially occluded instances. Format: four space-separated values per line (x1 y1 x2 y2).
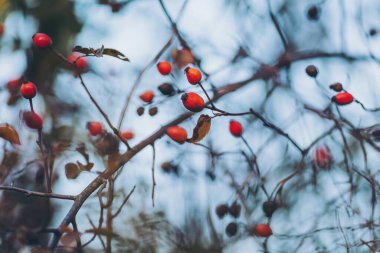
181 92 205 112
0 23 4 37
32 33 52 48
313 145 332 169
139 90 154 103
332 92 354 105
23 111 43 130
68 53 88 72
229 120 243 137
166 126 187 144
157 61 172 75
254 224 272 237
87 121 104 136
6 79 20 93
185 67 202 85
121 130 134 140
20 82 37 99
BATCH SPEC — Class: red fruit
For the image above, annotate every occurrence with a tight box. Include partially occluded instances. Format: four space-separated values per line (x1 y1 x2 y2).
185 67 202 85
87 121 104 136
6 79 20 92
166 126 187 144
68 53 88 72
254 224 272 237
332 92 354 105
23 111 43 130
32 33 52 48
313 145 332 169
139 90 154 103
0 23 4 37
229 120 243 137
20 82 37 99
157 61 172 75
181 92 205 112
121 130 134 140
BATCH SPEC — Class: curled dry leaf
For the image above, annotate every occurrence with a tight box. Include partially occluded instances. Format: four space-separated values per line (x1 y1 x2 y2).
77 161 94 171
65 163 81 179
0 123 21 145
60 231 81 247
187 114 211 143
72 45 129 61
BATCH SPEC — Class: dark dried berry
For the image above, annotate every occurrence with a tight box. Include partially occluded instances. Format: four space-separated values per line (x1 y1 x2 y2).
305 65 318 78
206 170 216 180
329 82 343 92
158 83 175 96
262 200 278 218
225 222 238 237
229 202 241 218
136 106 145 116
161 162 179 174
149 107 158 116
369 29 377 36
307 5 320 21
215 204 229 219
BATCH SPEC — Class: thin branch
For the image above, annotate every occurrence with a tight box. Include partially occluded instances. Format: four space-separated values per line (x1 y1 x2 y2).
112 186 136 218
151 143 156 207
0 186 76 200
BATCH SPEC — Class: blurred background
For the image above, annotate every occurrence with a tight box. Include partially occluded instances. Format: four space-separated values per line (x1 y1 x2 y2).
0 0 380 252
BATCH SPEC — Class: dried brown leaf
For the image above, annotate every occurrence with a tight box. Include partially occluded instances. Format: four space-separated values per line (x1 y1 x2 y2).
187 114 211 143
0 123 20 145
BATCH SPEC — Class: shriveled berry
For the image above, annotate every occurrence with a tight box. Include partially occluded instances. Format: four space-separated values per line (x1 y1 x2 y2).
329 82 343 92
157 61 172 75
305 65 318 78
95 132 119 155
6 79 20 93
166 125 187 144
121 130 134 140
136 106 145 116
139 90 154 103
185 67 202 85
215 204 229 219
20 82 37 99
369 29 377 36
161 161 179 174
68 53 88 72
87 121 104 136
32 33 52 48
229 120 243 137
254 224 272 237
229 202 241 218
307 5 320 21
158 83 175 96
332 92 354 105
181 92 205 112
313 145 332 169
149 107 158 116
263 200 278 218
23 111 43 130
225 222 238 237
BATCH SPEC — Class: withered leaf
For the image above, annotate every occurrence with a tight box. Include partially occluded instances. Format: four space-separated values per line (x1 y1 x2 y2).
107 153 121 171
60 231 81 247
0 124 20 145
76 143 90 163
72 45 93 55
103 48 129 61
187 114 211 143
72 45 129 61
65 163 81 179
77 161 94 171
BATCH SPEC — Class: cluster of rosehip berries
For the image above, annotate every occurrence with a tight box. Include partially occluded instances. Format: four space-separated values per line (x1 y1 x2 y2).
33 33 88 72
305 64 354 106
87 121 134 142
20 81 43 130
